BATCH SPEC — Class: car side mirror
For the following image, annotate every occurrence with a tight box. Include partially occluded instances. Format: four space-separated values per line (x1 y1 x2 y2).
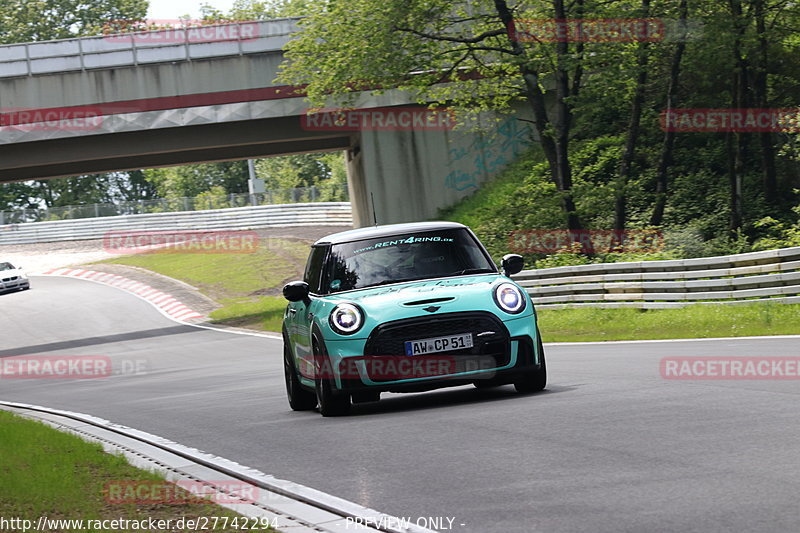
501 254 525 277
283 281 310 303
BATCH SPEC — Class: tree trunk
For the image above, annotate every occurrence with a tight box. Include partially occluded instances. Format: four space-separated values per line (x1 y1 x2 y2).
496 0 582 231
614 0 651 231
494 1 557 176
650 0 688 227
552 0 581 230
728 0 749 235
571 0 585 99
753 0 777 203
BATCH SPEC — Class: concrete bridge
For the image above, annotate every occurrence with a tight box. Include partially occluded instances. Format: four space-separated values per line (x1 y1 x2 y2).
0 19 534 226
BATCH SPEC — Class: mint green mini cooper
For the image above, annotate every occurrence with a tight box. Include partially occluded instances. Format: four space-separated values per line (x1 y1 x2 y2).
282 221 546 416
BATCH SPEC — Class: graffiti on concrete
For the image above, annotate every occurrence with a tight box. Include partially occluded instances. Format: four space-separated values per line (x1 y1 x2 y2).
444 117 533 192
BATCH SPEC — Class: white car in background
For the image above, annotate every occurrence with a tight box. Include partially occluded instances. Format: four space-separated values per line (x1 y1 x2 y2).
0 262 30 293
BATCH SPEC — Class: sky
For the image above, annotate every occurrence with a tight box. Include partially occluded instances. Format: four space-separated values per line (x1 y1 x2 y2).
147 0 236 20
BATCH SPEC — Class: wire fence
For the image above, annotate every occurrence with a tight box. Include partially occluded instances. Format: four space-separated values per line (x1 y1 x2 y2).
0 185 349 224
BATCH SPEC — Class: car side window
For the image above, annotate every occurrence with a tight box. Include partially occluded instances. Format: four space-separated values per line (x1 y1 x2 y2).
303 245 328 294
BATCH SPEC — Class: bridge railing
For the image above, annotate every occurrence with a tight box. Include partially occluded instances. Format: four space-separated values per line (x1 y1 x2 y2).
513 247 800 308
0 202 352 245
0 19 300 79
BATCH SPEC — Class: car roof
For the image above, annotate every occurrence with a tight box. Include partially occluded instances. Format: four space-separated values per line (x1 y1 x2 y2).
313 221 469 246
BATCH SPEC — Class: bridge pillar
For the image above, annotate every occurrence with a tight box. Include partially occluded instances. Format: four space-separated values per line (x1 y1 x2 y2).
345 138 371 226
348 114 535 227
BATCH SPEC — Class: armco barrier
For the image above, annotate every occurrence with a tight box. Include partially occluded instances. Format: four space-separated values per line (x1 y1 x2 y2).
514 246 800 309
0 202 352 245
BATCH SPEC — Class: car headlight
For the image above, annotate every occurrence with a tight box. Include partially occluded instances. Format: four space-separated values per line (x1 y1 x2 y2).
494 282 526 314
329 303 363 334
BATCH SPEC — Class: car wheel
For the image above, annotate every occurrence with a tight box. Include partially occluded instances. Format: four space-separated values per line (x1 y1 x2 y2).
313 338 351 417
514 333 547 394
284 344 317 411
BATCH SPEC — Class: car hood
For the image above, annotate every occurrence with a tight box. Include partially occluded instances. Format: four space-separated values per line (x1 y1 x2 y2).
317 274 531 339
0 268 23 278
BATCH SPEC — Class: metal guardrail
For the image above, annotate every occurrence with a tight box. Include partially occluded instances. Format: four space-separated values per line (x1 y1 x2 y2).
0 19 299 79
0 185 348 224
0 202 352 245
514 247 800 308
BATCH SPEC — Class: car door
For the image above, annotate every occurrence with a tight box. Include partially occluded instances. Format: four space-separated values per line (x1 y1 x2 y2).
290 244 328 381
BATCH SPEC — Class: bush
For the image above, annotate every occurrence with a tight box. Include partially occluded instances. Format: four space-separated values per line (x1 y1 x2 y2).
194 186 230 210
752 203 800 250
441 135 798 267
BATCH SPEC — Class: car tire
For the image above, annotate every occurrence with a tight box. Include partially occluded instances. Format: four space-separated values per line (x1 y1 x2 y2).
283 344 317 411
313 338 351 417
514 333 547 394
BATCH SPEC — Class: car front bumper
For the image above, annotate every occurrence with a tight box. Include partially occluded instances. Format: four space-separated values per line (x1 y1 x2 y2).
0 278 29 292
323 313 542 393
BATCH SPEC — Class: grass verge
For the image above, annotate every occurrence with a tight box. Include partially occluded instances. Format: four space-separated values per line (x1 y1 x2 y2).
98 238 308 301
96 237 309 332
208 297 286 332
0 410 265 531
537 302 799 342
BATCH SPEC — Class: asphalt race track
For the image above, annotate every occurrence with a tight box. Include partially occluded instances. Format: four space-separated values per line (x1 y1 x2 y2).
2 276 799 532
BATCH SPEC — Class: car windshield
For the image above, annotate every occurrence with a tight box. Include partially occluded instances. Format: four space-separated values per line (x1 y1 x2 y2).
0 262 14 271
326 228 496 293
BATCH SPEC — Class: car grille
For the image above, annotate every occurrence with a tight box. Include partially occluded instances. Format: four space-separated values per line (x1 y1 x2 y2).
2 276 18 282
363 311 510 382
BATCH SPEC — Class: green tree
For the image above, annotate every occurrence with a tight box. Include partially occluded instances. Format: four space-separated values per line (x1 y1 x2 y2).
143 161 249 199
200 0 314 21
255 153 334 189
0 0 148 213
0 0 148 43
108 170 159 202
277 0 800 246
33 176 113 207
279 0 651 229
254 151 348 200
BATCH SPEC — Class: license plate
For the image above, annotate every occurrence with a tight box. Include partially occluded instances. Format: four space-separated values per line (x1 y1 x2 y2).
404 333 473 356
